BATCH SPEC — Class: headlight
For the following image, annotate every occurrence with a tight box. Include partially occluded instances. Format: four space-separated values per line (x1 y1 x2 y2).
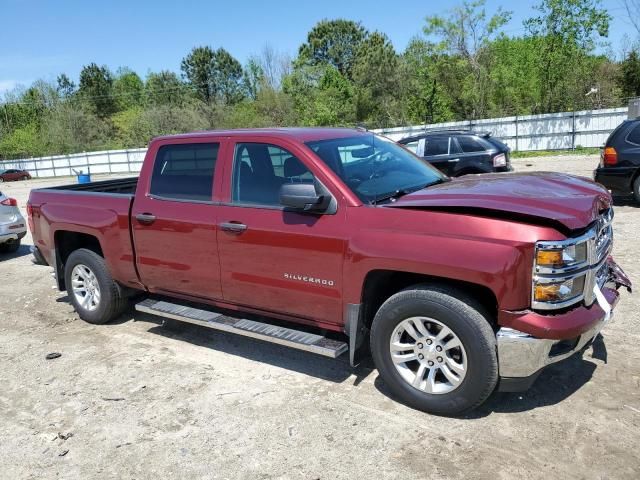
532 238 590 310
535 242 588 269
533 275 585 303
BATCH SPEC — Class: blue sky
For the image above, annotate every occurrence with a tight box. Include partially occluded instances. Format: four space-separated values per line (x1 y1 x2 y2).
0 0 635 95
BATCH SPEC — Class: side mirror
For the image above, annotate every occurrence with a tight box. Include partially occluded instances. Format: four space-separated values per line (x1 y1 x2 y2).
279 183 329 212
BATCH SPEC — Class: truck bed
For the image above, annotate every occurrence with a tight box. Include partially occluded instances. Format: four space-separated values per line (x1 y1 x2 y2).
47 177 138 195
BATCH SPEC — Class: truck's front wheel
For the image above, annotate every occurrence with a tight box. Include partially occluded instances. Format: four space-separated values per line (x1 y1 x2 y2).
370 285 498 416
64 248 127 324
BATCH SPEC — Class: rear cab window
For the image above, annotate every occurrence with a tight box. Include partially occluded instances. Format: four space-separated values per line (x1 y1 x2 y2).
150 143 219 202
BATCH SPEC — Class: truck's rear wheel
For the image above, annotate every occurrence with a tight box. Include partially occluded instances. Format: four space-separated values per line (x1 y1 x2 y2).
64 248 127 324
370 285 498 416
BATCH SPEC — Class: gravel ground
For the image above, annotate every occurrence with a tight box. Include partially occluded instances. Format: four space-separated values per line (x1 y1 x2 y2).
0 155 638 480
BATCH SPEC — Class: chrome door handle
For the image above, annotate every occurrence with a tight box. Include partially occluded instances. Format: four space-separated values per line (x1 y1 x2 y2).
220 222 247 233
448 158 460 163
136 213 156 225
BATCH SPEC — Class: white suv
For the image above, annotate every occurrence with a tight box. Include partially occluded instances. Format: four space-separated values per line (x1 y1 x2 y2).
0 191 27 253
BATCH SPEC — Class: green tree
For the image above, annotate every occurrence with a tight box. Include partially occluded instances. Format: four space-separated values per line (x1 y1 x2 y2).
424 0 512 118
401 38 454 124
181 46 245 104
56 74 76 98
212 48 245 104
181 46 216 102
42 103 112 154
353 32 402 127
145 71 188 106
243 58 264 100
525 0 610 111
113 68 144 110
78 63 116 116
297 19 368 79
620 50 640 98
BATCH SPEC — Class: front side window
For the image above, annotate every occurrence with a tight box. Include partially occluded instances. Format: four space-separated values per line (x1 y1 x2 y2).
306 134 446 204
232 143 314 206
150 143 219 201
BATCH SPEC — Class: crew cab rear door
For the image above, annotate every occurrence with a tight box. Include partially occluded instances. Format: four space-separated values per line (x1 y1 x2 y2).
131 137 227 300
216 137 347 327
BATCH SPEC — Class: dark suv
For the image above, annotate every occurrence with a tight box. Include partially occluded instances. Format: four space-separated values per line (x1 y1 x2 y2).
398 130 512 177
594 119 640 203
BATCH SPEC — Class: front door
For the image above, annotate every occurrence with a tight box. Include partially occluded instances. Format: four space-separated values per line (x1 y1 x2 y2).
217 140 346 326
131 140 225 300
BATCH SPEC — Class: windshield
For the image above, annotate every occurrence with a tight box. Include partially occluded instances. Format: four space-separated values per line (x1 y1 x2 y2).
306 134 447 204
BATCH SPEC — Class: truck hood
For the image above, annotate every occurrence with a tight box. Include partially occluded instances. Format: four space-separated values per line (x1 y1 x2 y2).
386 172 611 231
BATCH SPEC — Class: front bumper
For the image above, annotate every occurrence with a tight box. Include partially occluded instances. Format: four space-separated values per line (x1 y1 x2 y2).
496 260 631 390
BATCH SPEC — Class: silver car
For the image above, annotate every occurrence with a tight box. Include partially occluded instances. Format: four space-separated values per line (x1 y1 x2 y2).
0 190 27 253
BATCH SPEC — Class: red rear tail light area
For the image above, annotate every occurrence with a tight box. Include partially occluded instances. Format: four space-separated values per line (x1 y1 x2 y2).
1 197 17 207
603 147 618 166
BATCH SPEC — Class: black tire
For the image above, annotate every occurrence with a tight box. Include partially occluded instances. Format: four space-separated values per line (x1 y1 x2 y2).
0 238 20 253
21 176 29 181
370 284 498 416
64 248 127 324
633 176 640 204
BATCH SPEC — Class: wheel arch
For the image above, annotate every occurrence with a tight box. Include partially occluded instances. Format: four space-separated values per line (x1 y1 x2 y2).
54 230 104 290
360 269 499 332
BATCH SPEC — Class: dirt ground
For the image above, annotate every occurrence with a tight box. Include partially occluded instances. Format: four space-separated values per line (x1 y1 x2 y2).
0 155 638 480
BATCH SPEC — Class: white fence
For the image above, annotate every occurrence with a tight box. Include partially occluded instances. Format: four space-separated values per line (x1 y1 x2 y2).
0 148 147 179
0 106 630 178
376 107 629 151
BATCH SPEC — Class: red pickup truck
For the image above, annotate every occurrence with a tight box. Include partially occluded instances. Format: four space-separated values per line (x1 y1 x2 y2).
28 128 632 415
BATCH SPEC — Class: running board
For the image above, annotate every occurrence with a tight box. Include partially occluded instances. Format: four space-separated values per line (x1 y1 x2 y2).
135 298 348 358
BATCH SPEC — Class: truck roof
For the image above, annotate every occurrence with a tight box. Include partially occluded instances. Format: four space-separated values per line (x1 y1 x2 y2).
152 127 370 143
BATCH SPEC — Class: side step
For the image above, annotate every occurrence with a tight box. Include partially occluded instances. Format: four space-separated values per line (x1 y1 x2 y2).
135 298 348 358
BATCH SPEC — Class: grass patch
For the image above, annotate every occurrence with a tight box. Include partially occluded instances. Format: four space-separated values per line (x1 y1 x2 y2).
511 147 600 158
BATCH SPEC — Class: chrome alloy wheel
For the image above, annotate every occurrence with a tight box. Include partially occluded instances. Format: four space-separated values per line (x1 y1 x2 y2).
390 317 467 394
71 264 101 312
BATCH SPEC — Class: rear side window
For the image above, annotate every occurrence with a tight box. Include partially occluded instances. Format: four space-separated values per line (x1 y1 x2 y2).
457 136 486 153
627 124 640 145
150 143 219 201
423 137 449 155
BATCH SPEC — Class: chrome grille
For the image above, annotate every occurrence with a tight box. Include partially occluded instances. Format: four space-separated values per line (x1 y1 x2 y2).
594 208 613 262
